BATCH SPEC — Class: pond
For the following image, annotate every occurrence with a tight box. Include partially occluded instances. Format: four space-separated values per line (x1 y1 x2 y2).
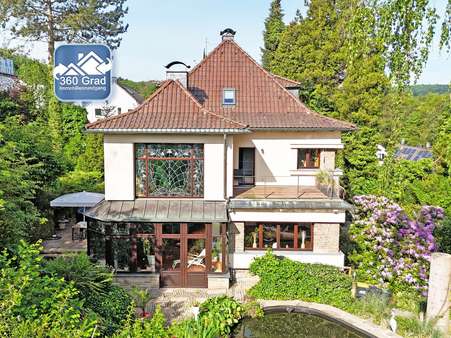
232 309 372 338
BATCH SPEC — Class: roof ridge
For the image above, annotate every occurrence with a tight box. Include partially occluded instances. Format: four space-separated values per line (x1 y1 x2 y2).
86 79 173 129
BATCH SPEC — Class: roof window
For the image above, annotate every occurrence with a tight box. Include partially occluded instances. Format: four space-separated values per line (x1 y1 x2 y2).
223 88 236 105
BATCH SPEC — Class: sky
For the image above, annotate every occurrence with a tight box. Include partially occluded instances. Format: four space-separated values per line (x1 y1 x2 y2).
1 0 450 84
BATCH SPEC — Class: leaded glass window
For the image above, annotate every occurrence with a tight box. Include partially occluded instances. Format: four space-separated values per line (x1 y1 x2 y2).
135 144 204 197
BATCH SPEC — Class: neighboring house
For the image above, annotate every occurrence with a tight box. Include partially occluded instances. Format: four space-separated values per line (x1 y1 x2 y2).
81 77 144 122
377 144 432 164
0 57 17 91
84 29 356 289
394 144 432 161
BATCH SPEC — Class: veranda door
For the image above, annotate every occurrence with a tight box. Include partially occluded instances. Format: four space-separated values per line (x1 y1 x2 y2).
158 223 209 288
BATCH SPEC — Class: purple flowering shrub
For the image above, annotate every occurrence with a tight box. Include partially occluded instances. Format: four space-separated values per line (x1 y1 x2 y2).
349 195 444 297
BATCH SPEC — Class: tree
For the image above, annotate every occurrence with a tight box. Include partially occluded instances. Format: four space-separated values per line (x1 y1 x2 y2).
0 0 129 62
261 0 285 70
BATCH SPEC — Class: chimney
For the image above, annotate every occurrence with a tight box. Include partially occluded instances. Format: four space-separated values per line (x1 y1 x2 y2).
164 61 190 87
220 28 236 41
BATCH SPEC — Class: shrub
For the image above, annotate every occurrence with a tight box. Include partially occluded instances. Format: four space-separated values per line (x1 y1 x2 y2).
44 253 112 298
199 295 244 335
115 305 168 338
348 293 392 326
349 195 444 298
248 251 353 310
0 241 97 337
85 285 134 336
44 253 134 336
434 216 451 254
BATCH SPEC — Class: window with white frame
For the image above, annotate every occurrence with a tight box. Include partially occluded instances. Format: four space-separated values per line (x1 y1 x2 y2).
223 88 236 105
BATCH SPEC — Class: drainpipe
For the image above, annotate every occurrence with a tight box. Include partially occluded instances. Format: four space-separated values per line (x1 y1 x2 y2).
223 133 227 200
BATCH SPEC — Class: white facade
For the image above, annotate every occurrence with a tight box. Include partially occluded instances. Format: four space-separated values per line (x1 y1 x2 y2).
102 130 344 202
81 79 141 122
103 133 227 201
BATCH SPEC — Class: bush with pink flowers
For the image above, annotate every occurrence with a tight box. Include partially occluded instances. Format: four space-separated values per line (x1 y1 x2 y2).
349 195 444 300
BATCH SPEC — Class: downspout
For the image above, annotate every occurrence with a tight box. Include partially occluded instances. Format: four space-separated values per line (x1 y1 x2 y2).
223 133 228 200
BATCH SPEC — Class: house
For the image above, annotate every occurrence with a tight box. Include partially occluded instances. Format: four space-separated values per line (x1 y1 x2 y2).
394 144 432 161
80 77 144 122
84 29 355 289
0 57 17 91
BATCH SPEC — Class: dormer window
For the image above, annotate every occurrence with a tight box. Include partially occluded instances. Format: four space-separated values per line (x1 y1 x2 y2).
223 88 236 105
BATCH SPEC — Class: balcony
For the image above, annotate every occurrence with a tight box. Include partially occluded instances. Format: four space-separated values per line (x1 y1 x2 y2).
232 175 344 200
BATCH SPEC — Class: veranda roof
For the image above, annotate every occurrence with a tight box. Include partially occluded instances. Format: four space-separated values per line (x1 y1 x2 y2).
50 191 105 208
84 199 228 223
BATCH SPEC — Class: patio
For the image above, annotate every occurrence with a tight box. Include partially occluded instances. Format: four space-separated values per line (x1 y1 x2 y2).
41 225 87 257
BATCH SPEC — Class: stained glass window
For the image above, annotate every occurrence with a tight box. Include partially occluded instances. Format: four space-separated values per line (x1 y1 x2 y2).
135 144 204 197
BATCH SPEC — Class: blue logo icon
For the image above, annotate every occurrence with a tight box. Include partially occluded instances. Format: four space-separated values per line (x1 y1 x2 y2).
54 44 112 101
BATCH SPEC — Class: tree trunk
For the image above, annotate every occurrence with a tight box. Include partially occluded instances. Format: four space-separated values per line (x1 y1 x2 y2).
46 0 55 64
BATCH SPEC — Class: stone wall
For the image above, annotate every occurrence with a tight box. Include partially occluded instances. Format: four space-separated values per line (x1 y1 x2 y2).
114 273 160 289
313 223 340 253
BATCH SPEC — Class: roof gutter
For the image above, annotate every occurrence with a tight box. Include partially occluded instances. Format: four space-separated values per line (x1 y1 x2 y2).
250 127 357 132
85 128 250 134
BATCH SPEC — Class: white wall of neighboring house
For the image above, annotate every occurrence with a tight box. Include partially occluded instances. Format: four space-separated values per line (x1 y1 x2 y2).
230 131 343 188
103 134 226 201
81 80 141 122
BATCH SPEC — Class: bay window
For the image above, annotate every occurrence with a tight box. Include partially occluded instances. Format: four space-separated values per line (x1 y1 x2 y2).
244 223 313 251
135 143 204 197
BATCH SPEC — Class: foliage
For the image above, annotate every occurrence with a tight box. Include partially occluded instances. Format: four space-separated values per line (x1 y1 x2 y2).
44 253 112 298
85 285 134 337
76 133 104 173
396 316 443 338
130 287 152 316
349 195 444 299
248 251 353 310
168 318 221 338
261 0 285 70
0 241 97 337
44 253 133 336
55 170 104 194
348 293 392 327
242 300 265 319
115 305 168 338
0 0 129 61
117 78 159 99
434 216 451 254
411 84 450 96
199 295 244 335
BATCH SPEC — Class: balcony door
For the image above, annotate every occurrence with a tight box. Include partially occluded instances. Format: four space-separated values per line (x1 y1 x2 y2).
158 223 209 288
238 147 255 185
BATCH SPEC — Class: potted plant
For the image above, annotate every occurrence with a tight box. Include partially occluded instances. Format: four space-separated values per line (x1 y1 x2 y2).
143 238 155 272
130 287 153 318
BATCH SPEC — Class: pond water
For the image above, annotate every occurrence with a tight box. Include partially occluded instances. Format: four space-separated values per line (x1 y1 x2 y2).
232 312 368 338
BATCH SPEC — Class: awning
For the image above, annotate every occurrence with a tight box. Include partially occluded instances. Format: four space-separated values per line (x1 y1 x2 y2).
84 199 228 223
50 191 105 208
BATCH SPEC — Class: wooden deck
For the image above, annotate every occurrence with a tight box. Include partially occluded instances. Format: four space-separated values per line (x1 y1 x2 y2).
41 226 86 257
233 185 328 199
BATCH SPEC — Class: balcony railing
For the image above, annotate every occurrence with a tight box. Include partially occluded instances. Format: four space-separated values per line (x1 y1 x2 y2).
233 174 345 199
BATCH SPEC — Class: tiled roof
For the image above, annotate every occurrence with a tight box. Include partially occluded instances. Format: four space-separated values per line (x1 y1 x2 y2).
188 40 355 130
87 38 355 132
86 79 247 131
271 73 300 88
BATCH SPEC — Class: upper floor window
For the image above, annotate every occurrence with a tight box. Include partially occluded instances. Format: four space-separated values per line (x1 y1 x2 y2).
135 144 204 197
223 88 236 105
297 149 321 169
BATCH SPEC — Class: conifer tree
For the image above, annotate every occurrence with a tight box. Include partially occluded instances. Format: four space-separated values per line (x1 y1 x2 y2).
261 0 285 70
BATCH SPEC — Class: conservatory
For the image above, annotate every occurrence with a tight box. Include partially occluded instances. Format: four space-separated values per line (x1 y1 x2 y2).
85 200 229 288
